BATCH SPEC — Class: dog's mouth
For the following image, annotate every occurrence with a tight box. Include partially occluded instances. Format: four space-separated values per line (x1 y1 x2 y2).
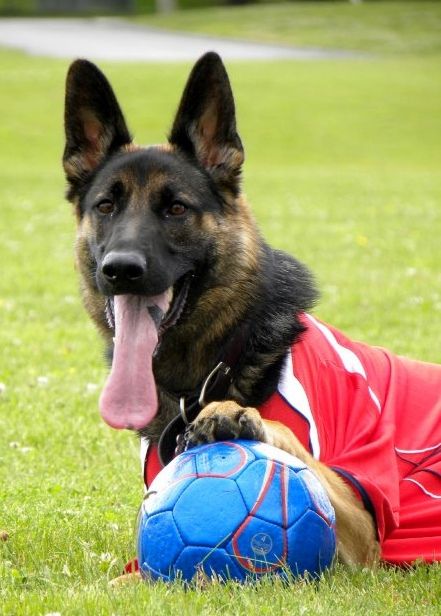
99 273 193 431
104 273 192 337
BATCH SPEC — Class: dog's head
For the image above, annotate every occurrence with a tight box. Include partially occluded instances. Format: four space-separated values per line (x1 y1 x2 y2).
63 53 260 431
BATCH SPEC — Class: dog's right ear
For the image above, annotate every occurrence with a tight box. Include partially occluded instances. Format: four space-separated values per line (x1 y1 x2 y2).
63 60 132 198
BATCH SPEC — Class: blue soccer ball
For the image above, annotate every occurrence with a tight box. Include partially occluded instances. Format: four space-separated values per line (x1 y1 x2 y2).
137 440 336 582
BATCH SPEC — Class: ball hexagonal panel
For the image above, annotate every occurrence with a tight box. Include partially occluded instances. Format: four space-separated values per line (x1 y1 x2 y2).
236 459 312 527
138 510 185 579
298 468 336 525
173 476 248 546
287 509 336 577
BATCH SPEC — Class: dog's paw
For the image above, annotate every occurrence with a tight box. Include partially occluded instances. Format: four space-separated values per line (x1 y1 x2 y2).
177 400 268 453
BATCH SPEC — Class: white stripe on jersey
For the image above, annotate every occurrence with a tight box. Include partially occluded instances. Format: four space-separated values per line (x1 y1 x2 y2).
396 442 441 454
278 351 321 459
140 436 149 492
306 314 382 413
403 477 441 499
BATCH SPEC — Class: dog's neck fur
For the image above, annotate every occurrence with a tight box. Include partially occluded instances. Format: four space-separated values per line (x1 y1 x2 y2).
142 236 318 443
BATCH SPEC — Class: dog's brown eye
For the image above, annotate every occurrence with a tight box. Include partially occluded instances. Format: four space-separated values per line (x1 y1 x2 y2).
96 200 115 215
167 203 187 217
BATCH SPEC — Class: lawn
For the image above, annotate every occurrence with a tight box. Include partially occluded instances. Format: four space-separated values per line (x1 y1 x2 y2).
1 2 441 613
133 1 441 56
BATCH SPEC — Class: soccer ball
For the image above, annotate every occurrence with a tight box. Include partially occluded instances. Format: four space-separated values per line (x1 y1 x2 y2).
137 440 336 582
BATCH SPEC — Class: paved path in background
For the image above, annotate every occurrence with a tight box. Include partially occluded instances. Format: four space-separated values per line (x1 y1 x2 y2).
0 17 355 61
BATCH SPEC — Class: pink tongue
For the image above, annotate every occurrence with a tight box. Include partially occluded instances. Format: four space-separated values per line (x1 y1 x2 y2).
99 293 171 430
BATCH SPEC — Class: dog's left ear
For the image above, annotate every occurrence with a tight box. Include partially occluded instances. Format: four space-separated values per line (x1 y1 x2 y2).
169 52 244 195
63 59 132 198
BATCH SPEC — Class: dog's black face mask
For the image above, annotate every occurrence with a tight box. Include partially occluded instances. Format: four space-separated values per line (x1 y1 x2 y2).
83 148 220 299
63 53 247 431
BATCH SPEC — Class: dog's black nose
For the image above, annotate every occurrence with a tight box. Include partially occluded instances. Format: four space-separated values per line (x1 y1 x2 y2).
101 251 147 286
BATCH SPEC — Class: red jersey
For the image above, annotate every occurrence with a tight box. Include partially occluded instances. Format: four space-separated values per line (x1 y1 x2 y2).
142 314 441 565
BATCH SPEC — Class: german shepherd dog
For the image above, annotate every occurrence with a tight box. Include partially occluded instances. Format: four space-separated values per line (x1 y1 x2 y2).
63 52 441 570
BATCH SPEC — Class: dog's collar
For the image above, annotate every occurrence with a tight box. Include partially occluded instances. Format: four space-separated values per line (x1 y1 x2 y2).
157 323 248 466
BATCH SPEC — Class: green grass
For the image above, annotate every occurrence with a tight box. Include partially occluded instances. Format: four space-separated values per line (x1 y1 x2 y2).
133 1 441 56
1 3 441 612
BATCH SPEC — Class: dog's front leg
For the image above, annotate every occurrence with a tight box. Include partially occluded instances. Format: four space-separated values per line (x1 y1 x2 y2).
182 400 380 567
